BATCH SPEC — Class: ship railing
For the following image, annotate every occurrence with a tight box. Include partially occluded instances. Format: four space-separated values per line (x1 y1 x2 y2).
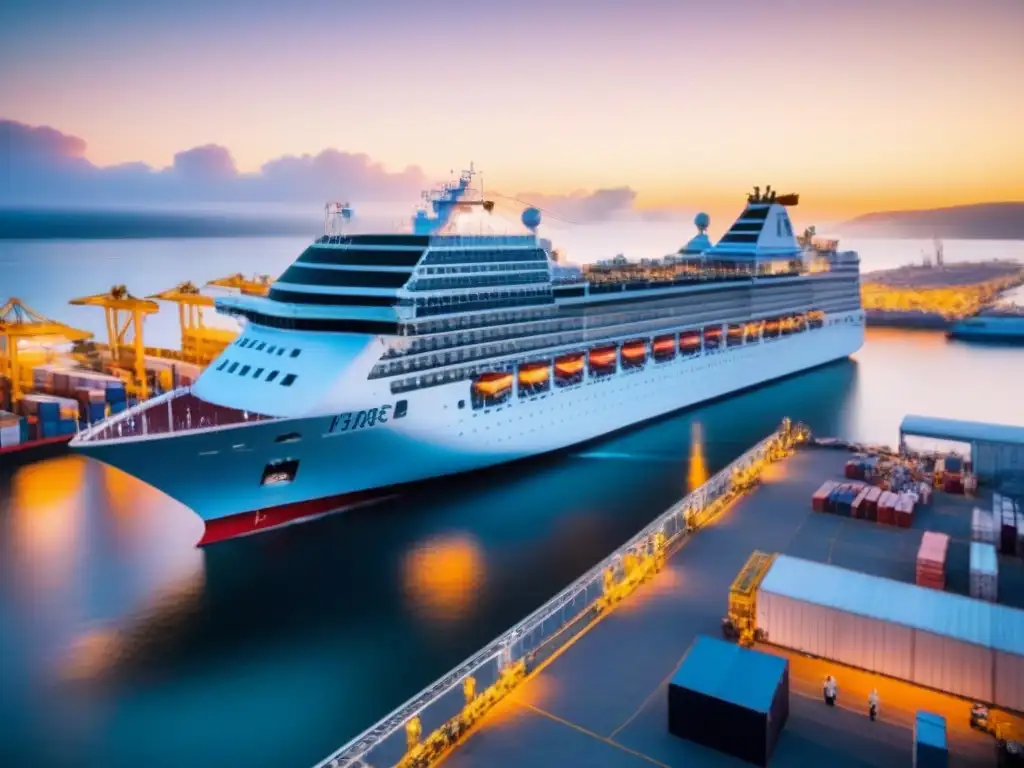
314 426 791 768
75 386 275 443
74 387 190 443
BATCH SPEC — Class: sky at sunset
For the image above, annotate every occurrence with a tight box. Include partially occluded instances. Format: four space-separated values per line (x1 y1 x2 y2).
1 0 1022 222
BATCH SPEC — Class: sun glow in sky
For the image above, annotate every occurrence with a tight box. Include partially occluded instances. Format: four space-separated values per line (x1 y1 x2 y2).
1 0 1022 218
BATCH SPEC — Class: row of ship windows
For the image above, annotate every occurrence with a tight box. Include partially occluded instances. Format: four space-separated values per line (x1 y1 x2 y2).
407 272 550 292
410 291 553 317
420 262 547 276
383 296 860 359
421 248 546 266
214 359 298 387
387 313 834 393
234 337 303 358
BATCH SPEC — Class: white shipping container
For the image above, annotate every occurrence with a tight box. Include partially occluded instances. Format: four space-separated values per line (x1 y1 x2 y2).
969 543 998 603
755 555 1022 706
0 423 20 448
971 508 998 545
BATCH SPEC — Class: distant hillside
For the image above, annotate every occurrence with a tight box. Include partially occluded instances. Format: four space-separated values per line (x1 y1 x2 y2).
837 202 1024 240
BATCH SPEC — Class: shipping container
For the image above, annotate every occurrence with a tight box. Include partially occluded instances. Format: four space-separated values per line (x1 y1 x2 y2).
755 555 1024 707
878 492 896 525
913 711 948 768
972 508 999 546
812 481 838 513
852 487 869 519
969 542 998 603
668 635 789 767
0 410 21 448
916 532 949 590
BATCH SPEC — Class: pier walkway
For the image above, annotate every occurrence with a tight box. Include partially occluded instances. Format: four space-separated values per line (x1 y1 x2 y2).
443 449 1020 767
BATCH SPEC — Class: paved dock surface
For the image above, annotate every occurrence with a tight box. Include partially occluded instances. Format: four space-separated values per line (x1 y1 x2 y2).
444 448 1022 767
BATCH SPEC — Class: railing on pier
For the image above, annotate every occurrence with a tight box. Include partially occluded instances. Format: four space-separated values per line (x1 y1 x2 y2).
315 421 806 768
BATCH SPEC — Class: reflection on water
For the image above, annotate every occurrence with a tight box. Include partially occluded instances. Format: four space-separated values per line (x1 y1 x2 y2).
687 421 708 490
401 534 485 627
0 327 1022 767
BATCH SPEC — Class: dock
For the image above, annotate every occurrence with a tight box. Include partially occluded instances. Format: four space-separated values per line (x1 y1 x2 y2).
443 447 1023 766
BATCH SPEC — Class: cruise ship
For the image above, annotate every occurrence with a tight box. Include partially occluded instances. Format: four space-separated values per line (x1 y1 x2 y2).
71 169 865 545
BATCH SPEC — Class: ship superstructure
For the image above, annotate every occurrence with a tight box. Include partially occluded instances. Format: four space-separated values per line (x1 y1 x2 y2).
71 172 865 544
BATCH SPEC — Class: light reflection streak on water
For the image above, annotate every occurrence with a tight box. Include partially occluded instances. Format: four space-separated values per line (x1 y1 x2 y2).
688 420 709 491
401 533 485 627
3 456 206 682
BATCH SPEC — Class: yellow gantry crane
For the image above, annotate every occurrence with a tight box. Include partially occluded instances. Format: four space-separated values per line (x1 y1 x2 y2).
206 273 273 297
0 299 94 405
69 285 159 401
147 281 237 366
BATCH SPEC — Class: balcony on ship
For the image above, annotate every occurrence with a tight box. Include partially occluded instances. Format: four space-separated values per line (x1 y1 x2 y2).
75 387 275 444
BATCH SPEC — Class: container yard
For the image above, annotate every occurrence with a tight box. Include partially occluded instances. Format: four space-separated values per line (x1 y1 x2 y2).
319 422 1024 768
862 259 1024 330
0 278 257 466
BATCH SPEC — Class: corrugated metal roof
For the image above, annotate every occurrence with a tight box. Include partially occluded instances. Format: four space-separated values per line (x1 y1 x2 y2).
900 414 1024 446
970 542 998 576
671 635 786 714
915 712 947 750
760 555 1024 656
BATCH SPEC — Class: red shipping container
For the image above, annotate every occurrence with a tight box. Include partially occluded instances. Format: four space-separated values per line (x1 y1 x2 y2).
944 477 963 494
916 531 950 589
812 481 838 512
877 492 896 525
851 487 870 519
894 495 914 528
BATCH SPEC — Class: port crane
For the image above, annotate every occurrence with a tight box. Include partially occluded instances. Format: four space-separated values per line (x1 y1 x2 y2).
69 286 159 401
206 273 273 297
148 282 237 366
0 299 94 406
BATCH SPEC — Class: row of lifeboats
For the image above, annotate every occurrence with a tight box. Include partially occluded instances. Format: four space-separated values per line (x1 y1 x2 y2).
470 312 825 404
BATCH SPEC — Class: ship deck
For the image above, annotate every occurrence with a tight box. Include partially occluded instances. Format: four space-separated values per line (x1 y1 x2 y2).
444 447 1024 767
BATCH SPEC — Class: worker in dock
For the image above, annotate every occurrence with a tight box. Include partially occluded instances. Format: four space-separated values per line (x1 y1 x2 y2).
868 689 879 721
823 675 838 706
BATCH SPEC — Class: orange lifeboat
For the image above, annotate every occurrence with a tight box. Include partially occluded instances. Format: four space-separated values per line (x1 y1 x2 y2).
653 336 675 354
554 353 585 378
471 372 513 397
621 340 647 359
745 322 762 339
679 330 701 353
518 362 550 387
589 346 617 368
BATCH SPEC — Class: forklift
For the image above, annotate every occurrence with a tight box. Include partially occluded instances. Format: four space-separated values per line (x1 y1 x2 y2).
722 551 776 647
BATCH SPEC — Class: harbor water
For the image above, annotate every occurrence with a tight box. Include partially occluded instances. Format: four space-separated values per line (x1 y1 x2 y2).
1 229 1023 767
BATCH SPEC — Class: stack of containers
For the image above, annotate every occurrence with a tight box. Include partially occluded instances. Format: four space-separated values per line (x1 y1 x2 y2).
916 532 950 590
894 492 917 528
851 487 870 519
0 410 22 449
107 382 128 414
73 388 107 424
877 491 897 525
1000 499 1018 556
971 508 998 546
969 541 998 602
19 394 77 438
913 712 948 768
863 486 881 522
811 481 838 512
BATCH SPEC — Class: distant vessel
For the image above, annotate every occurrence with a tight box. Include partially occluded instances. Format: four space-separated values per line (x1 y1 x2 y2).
948 304 1024 343
71 172 864 545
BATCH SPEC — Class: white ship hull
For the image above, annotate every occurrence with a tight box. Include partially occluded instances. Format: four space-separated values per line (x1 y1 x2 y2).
77 312 864 543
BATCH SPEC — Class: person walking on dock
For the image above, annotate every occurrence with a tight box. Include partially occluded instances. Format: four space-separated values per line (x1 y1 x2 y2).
823 675 838 707
868 689 879 721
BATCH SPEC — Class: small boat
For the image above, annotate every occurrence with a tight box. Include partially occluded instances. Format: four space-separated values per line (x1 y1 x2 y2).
472 372 513 397
518 362 551 386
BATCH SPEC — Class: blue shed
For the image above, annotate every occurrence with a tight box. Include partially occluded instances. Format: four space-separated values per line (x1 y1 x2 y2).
914 711 948 768
668 635 789 766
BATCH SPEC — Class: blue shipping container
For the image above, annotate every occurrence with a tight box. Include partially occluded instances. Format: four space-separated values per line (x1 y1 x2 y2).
87 402 106 423
37 402 59 422
111 401 127 415
914 711 947 768
19 417 29 444
40 420 62 439
668 635 789 767
58 419 77 436
106 386 126 403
